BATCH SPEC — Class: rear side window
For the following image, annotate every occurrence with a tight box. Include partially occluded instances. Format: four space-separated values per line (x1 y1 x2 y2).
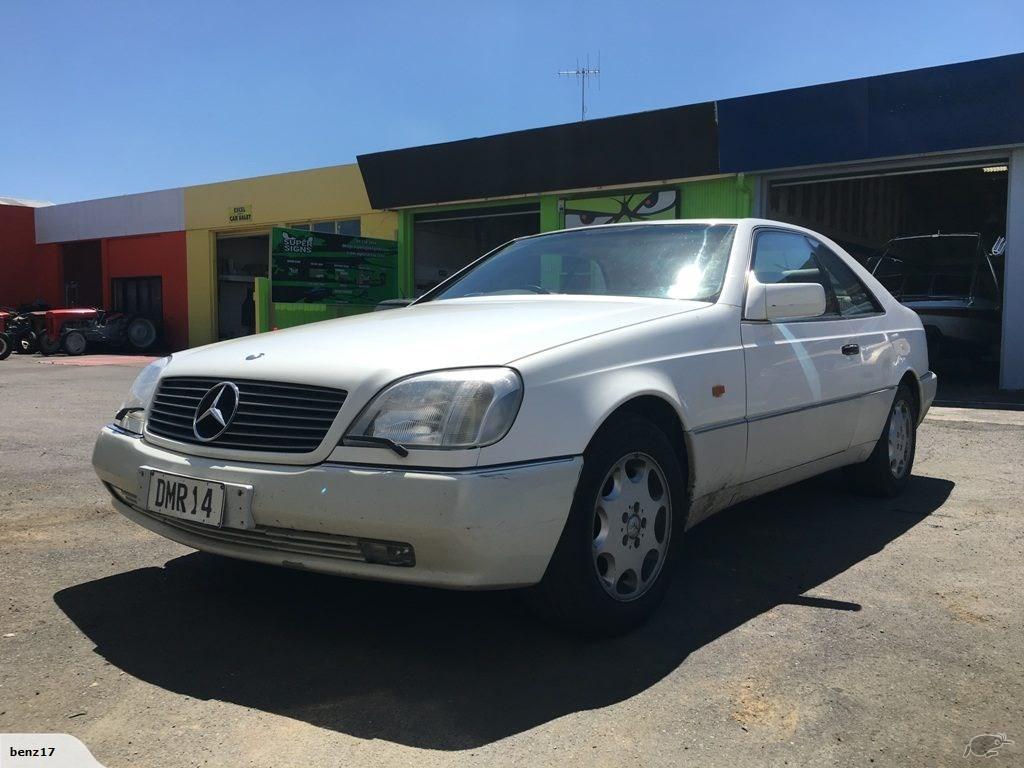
752 230 838 315
812 242 882 315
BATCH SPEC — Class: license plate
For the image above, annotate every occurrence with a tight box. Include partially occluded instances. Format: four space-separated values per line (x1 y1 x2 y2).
146 472 225 527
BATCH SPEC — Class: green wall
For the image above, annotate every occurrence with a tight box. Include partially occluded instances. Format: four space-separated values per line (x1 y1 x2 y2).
540 195 561 232
679 175 756 218
254 276 372 332
253 176 757 333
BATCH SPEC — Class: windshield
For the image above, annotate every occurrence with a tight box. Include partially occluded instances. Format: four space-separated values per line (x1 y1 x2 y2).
426 224 736 303
868 235 981 298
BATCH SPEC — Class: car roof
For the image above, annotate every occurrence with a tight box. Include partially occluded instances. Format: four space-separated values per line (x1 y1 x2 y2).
885 232 980 241
516 217 803 240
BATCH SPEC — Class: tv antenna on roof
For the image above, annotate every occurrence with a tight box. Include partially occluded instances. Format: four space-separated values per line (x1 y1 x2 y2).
558 53 601 121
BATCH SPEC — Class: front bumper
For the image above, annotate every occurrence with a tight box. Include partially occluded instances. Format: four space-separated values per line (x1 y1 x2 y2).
918 371 938 423
92 426 582 589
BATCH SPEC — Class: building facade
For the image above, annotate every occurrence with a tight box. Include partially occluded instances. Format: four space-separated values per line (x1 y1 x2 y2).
2 53 1022 389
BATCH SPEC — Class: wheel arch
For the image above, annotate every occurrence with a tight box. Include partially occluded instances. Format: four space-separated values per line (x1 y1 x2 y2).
898 369 922 421
588 393 694 500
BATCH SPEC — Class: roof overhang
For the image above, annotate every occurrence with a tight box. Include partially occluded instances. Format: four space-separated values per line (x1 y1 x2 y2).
357 102 719 209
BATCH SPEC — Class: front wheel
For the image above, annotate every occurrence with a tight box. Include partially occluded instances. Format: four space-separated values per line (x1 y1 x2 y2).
17 331 37 353
847 383 917 497
0 332 11 360
127 318 157 351
62 329 87 356
528 413 686 636
37 332 61 356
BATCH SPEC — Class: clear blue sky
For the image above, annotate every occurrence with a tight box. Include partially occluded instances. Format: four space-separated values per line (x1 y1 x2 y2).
2 0 1022 203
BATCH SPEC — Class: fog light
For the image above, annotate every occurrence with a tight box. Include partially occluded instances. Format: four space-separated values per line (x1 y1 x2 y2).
359 541 416 567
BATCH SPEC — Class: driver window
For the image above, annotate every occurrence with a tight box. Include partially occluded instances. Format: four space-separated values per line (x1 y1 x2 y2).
812 243 882 315
752 231 838 315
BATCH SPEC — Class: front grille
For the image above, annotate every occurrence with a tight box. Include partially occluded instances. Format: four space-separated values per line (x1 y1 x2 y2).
147 377 347 453
122 497 414 566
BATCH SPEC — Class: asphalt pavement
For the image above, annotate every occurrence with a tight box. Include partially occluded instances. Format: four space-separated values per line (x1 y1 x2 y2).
2 353 1022 767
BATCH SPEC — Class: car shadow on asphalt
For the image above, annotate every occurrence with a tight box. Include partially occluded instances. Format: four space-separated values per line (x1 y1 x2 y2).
54 472 953 750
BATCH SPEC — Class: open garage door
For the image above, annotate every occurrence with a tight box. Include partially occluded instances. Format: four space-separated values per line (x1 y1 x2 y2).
413 205 540 295
766 162 1008 394
216 234 269 340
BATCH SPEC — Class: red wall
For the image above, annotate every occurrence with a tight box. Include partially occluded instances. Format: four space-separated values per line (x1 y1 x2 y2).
101 231 188 351
0 204 62 308
1 206 188 350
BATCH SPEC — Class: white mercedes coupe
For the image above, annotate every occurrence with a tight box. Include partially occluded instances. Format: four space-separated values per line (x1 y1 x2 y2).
93 219 937 634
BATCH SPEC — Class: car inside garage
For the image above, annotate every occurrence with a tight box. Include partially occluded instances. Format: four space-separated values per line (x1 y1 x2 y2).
765 161 1009 391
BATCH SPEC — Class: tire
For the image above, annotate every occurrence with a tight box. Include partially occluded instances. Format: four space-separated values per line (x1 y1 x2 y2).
127 318 157 351
62 329 87 356
847 383 917 497
38 332 61 356
0 332 11 360
16 331 37 354
528 413 687 636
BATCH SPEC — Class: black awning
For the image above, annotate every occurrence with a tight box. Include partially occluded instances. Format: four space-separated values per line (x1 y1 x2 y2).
357 102 719 209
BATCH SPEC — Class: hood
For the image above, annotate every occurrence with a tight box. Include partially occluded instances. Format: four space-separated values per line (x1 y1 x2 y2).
168 295 707 390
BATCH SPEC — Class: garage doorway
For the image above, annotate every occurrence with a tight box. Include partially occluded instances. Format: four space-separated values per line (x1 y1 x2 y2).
111 276 163 330
62 241 103 308
766 162 1009 393
216 234 269 340
413 205 540 295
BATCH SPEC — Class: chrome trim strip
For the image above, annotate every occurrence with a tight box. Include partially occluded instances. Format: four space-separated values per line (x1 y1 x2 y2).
690 417 747 435
690 386 897 435
321 455 580 475
106 424 143 439
747 386 896 424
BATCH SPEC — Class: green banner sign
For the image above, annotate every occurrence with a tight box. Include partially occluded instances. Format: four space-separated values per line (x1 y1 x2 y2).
270 227 399 306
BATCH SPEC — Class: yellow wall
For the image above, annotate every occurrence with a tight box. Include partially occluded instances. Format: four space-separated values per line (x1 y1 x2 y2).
183 163 397 347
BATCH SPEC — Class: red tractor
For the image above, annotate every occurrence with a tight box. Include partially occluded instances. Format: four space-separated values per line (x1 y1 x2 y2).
0 309 12 360
34 308 158 356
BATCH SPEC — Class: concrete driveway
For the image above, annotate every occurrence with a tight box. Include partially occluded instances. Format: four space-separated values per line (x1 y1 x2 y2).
1 354 1021 767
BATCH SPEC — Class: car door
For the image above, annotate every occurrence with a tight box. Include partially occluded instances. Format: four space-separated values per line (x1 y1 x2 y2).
741 229 864 481
810 238 894 449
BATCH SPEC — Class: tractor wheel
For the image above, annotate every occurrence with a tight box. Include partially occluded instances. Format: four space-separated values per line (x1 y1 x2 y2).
0 332 11 360
62 330 88 356
17 331 37 354
38 333 61 356
127 318 157 351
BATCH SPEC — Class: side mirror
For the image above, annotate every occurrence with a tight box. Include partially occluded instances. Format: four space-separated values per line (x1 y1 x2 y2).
745 276 827 321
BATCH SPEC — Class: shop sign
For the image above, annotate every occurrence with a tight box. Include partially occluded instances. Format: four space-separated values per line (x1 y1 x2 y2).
270 227 399 307
229 204 253 223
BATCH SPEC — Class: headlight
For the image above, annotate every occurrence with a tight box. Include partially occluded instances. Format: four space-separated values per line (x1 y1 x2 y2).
346 368 522 450
115 355 171 433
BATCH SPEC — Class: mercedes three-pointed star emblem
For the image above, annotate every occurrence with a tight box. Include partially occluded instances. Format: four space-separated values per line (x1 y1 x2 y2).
192 382 240 442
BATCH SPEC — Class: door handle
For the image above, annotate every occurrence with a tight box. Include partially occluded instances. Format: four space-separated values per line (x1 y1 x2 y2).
841 343 860 356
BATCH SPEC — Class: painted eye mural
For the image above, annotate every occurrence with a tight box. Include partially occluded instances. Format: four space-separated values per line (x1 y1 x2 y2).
563 189 679 229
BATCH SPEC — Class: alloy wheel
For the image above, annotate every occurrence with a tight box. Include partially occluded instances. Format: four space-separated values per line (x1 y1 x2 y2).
591 452 672 602
888 400 912 479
